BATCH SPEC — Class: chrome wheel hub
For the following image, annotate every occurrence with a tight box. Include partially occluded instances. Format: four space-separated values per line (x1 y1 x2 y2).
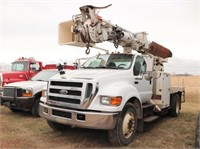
122 112 135 138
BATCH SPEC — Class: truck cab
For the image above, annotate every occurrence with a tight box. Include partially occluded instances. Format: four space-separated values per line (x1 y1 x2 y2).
11 57 42 78
0 58 42 90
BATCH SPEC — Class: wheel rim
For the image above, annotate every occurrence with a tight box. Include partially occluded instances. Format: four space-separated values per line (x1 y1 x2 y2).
122 111 135 138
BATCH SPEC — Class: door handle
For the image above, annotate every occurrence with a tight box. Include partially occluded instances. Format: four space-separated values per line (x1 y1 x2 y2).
149 79 152 84
134 81 139 84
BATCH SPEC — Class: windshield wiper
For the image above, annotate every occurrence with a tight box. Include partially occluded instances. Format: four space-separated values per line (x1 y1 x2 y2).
92 66 108 69
80 66 98 69
35 79 45 81
81 66 118 69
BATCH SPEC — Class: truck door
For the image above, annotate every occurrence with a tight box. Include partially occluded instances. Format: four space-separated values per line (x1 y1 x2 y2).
133 56 152 103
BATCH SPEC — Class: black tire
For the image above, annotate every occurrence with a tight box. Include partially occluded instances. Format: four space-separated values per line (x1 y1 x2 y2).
195 112 200 149
169 94 180 117
108 103 137 146
31 98 40 117
47 120 70 131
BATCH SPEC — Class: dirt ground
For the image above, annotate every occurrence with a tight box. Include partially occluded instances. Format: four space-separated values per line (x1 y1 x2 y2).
0 76 200 148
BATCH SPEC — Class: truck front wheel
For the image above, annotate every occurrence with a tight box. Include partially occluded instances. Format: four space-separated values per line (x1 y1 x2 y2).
47 120 70 131
108 103 137 146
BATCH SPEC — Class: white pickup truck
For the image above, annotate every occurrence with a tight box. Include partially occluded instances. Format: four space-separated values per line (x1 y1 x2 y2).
0 69 60 116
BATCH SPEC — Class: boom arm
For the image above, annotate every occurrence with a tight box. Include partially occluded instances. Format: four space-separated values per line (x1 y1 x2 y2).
59 4 172 58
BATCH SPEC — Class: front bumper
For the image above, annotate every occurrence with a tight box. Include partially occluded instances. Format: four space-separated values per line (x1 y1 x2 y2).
39 103 118 130
0 96 34 111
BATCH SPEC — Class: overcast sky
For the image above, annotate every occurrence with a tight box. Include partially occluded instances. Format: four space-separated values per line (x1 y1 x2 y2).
0 0 199 75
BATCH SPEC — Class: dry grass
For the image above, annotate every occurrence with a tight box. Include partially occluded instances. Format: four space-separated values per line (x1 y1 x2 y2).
0 76 199 148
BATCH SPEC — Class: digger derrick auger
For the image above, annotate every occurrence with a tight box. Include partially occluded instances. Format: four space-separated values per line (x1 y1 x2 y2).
58 4 172 58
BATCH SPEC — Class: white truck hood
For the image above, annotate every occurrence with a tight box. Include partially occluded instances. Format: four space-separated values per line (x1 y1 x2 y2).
51 69 126 81
5 81 47 94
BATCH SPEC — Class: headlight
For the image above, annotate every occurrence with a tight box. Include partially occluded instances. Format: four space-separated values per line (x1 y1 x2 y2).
100 96 122 106
22 88 33 97
42 89 47 97
101 96 110 105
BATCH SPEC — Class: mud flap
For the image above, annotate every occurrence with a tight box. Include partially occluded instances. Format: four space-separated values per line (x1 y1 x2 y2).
137 118 144 132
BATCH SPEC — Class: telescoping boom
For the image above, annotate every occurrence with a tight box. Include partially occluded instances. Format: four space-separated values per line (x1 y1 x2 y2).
58 4 172 59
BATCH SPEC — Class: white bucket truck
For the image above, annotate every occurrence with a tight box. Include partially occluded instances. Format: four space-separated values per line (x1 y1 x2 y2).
39 4 185 146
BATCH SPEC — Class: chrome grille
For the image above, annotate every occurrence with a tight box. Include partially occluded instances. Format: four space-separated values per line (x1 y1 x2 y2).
3 87 15 97
49 96 81 104
49 88 81 96
48 80 96 109
50 81 83 87
48 81 85 107
3 87 22 97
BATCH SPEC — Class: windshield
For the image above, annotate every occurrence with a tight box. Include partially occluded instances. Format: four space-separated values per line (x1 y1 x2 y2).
81 54 133 69
11 62 29 71
31 70 58 81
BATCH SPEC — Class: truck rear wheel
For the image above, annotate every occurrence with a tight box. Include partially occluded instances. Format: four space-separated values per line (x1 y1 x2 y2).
169 94 180 117
47 120 70 131
108 103 137 146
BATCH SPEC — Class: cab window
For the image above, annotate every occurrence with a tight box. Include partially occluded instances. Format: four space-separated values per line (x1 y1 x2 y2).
133 56 147 76
11 62 28 71
30 62 40 71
